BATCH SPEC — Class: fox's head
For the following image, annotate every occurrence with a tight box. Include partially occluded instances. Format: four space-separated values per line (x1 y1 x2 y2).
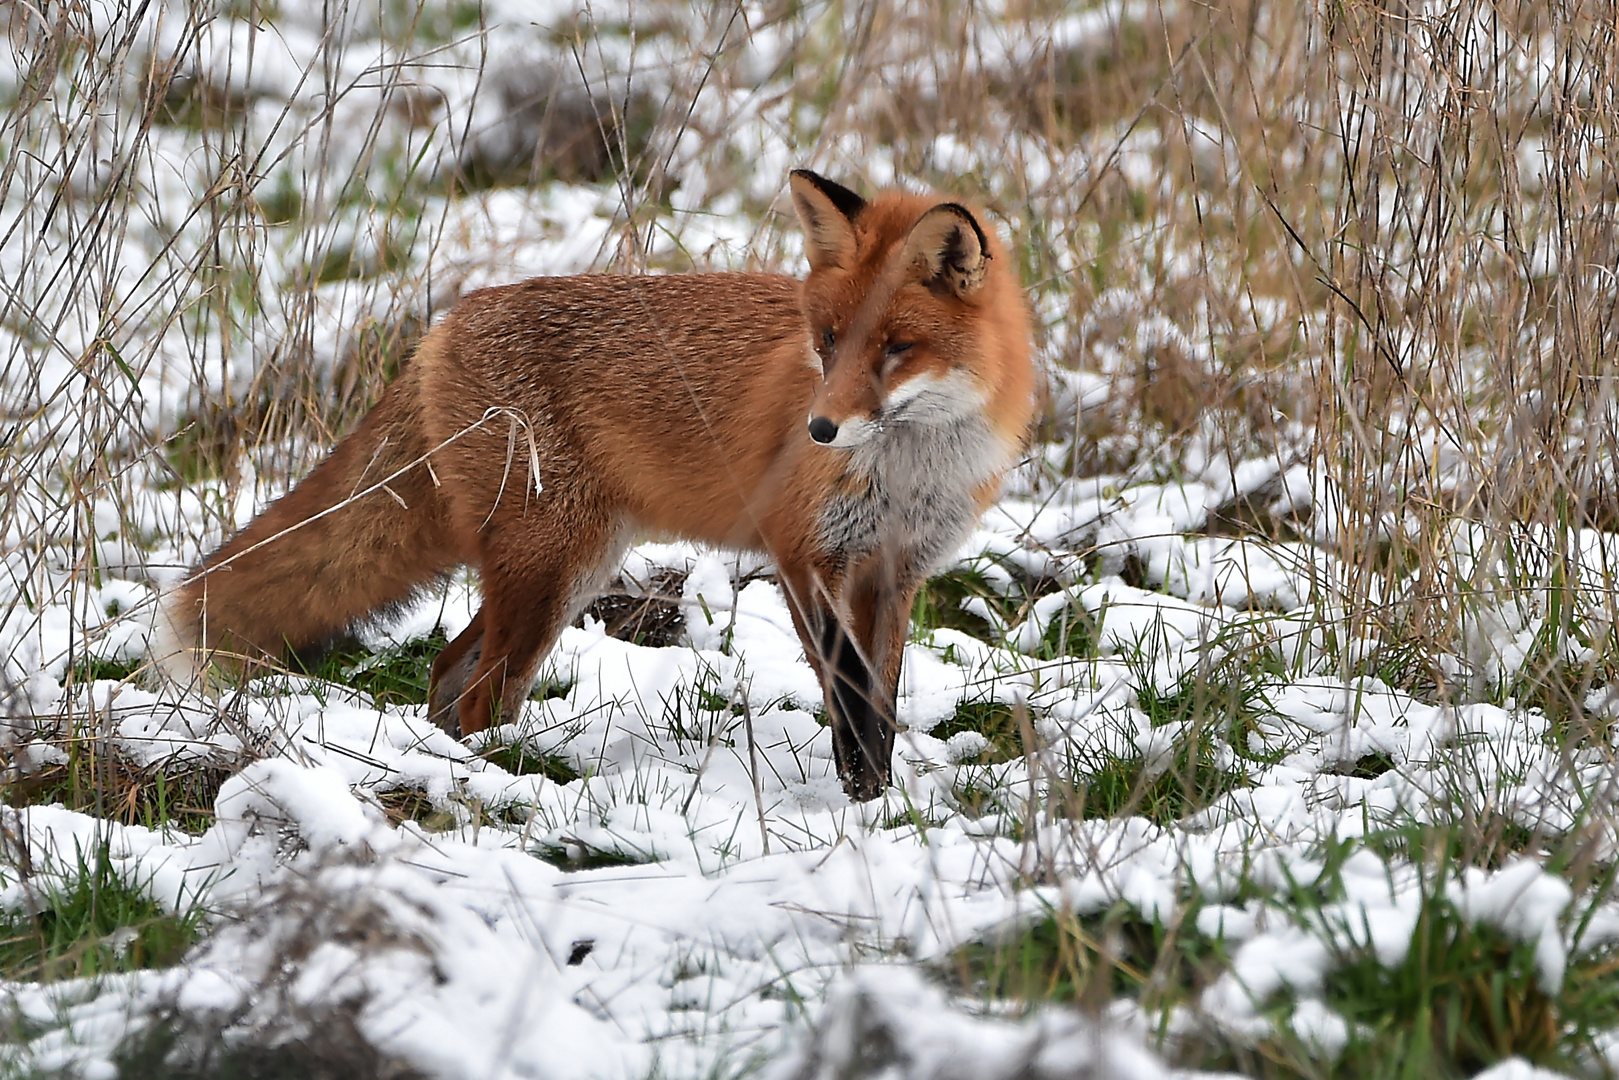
789 169 1024 450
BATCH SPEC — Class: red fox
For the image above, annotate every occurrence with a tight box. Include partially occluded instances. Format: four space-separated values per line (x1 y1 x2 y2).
158 171 1036 801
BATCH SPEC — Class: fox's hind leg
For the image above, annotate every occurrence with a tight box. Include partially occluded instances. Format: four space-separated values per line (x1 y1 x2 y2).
427 609 484 733
452 495 623 738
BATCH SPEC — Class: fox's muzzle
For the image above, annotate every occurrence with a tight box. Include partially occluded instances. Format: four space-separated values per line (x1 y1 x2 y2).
807 413 876 448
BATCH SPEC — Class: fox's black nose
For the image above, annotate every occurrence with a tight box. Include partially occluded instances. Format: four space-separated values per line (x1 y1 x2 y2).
808 416 838 445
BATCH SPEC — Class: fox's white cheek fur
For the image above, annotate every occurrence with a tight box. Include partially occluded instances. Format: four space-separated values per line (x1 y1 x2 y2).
883 367 986 422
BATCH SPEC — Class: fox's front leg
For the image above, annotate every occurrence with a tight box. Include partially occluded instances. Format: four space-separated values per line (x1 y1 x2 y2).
842 563 919 798
780 562 914 802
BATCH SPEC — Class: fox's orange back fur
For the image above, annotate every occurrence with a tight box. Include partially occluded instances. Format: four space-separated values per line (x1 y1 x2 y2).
160 173 1035 800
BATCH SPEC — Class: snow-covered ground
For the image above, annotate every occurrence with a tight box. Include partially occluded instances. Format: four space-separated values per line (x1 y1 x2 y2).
2 1 1617 1077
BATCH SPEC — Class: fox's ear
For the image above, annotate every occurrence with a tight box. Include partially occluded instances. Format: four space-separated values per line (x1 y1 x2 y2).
900 202 991 298
790 170 865 271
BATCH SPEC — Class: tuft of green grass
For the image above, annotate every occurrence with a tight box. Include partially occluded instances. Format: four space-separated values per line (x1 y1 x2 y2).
1184 830 1619 1078
942 902 1226 1015
1131 649 1282 742
67 656 145 686
949 763 1020 826
912 566 1011 643
1321 895 1561 1078
1037 598 1102 661
146 73 252 132
0 844 204 982
944 831 1619 1078
161 415 239 489
1070 732 1248 825
256 171 302 225
479 740 580 785
1333 751 1397 780
658 666 741 750
1357 817 1546 878
930 699 1028 763
309 236 413 286
295 630 447 709
532 837 655 872
1184 924 1619 1079
1057 637 1269 823
878 790 953 833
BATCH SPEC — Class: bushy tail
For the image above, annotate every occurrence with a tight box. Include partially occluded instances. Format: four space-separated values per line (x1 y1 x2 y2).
158 362 457 682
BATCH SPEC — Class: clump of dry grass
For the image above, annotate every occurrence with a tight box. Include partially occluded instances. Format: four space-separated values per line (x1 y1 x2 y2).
113 874 434 1079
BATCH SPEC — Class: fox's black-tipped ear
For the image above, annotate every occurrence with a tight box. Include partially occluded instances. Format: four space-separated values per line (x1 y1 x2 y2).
899 202 991 297
790 170 866 271
791 170 866 220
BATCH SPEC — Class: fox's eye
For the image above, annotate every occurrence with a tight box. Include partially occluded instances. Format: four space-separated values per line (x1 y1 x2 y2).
878 342 915 380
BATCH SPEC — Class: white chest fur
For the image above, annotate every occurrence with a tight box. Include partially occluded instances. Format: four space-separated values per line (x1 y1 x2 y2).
816 417 1008 578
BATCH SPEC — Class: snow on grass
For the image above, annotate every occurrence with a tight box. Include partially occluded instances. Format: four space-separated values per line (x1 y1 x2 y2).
4 487 1613 1076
